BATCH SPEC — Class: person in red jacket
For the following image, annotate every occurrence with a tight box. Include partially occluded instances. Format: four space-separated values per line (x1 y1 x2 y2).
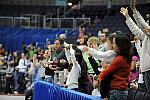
98 33 132 100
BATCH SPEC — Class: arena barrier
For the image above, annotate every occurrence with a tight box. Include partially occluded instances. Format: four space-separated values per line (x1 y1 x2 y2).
33 81 101 100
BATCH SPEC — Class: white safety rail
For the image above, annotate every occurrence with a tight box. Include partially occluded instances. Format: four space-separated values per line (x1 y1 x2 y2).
75 18 91 27
60 18 75 28
14 17 30 28
21 14 40 28
0 16 91 28
43 18 60 28
0 16 13 26
43 17 91 28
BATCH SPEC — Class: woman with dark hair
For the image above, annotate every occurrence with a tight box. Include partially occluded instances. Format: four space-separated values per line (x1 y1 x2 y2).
98 33 132 100
77 35 89 46
65 45 93 94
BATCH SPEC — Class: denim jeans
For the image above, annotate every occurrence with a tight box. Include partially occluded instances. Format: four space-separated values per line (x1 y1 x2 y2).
18 72 26 93
13 70 19 91
143 70 150 93
29 74 35 83
109 89 128 100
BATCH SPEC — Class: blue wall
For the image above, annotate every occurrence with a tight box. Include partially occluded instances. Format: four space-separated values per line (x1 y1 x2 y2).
0 27 78 53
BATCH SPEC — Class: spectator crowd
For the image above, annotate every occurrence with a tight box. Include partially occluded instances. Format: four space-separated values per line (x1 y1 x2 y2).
0 0 150 100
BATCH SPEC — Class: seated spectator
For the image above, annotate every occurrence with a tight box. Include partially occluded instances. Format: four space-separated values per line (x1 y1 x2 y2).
92 16 101 26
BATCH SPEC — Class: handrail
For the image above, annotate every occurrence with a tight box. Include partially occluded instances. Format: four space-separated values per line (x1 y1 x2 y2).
60 18 75 28
0 16 91 28
0 16 13 19
43 18 60 28
14 17 30 28
21 14 40 16
14 17 30 19
0 16 13 26
75 18 91 27
20 14 40 27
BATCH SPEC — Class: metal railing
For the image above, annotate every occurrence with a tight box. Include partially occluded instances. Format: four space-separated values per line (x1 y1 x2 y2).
44 17 91 28
0 16 13 26
43 18 60 28
0 16 91 28
60 18 75 28
14 17 30 28
21 14 40 28
75 18 91 27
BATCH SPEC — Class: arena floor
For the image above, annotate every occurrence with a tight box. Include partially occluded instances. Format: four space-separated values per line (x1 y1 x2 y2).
0 95 25 100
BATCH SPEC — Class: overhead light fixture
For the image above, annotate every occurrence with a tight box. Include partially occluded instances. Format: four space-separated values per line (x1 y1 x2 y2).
68 2 73 6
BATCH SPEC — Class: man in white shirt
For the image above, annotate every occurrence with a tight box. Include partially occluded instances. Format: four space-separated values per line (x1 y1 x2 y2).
17 53 30 93
120 0 150 92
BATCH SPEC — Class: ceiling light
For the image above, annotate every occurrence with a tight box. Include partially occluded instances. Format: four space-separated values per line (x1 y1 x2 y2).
68 2 73 6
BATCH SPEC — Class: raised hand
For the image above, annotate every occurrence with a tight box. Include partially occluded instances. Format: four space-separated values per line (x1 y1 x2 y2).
120 7 129 18
70 44 76 61
82 46 89 52
142 26 150 33
130 0 136 14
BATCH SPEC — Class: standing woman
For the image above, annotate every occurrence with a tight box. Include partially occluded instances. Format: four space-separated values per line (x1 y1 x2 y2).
98 33 132 100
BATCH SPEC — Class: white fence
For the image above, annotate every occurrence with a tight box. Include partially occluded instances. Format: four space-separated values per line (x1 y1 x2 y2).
0 15 91 28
